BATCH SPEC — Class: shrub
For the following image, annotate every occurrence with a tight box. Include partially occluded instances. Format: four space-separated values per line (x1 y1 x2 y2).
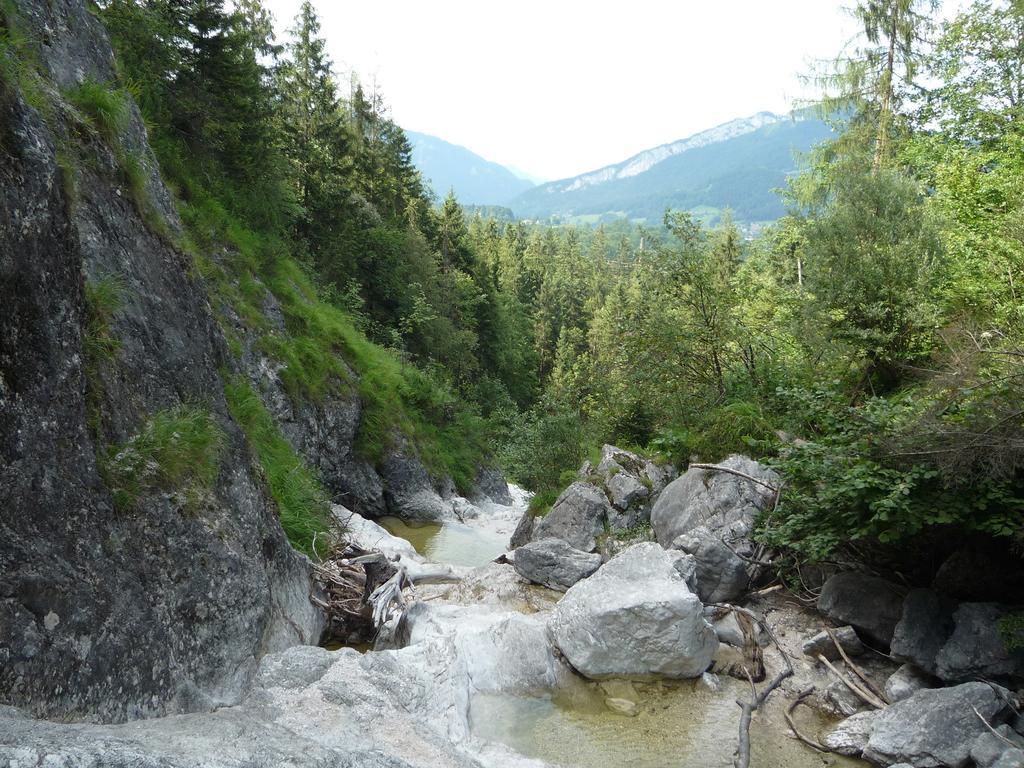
223 376 332 555
99 405 225 512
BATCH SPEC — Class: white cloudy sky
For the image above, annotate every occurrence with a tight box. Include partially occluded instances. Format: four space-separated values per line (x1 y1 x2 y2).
259 1 942 181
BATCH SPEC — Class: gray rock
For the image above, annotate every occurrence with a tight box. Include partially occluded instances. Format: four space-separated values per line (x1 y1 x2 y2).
801 626 865 660
548 542 716 679
936 603 1024 682
891 588 957 671
823 710 878 757
509 508 536 549
379 448 454 521
864 682 1011 768
0 0 322 722
671 527 752 603
605 470 649 511
651 455 778 602
972 726 1024 768
817 572 906 648
0 602 559 768
513 538 603 591
993 750 1024 768
532 481 611 552
885 663 935 703
824 680 867 717
472 466 513 506
709 608 768 648
893 592 1024 683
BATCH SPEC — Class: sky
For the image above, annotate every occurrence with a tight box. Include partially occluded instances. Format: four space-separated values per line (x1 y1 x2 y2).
260 1 874 181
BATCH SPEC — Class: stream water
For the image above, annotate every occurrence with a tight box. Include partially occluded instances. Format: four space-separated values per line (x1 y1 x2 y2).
372 490 863 768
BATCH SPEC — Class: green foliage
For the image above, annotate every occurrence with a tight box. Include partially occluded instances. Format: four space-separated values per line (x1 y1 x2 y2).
99 405 225 513
998 611 1024 652
65 78 128 144
500 396 589 497
223 377 331 555
757 387 1024 560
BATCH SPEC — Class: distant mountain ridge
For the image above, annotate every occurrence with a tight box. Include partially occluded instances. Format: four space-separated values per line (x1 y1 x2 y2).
508 111 834 225
406 131 535 206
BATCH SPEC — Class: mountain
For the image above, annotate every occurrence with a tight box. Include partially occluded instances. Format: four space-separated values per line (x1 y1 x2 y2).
508 112 834 225
406 131 536 206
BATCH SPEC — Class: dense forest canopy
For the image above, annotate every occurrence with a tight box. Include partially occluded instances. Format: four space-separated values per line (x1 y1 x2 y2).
83 0 1024 567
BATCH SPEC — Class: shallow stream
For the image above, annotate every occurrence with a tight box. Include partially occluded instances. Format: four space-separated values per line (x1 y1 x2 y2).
376 490 863 768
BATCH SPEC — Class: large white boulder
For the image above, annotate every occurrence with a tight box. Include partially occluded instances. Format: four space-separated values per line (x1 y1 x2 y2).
547 542 716 679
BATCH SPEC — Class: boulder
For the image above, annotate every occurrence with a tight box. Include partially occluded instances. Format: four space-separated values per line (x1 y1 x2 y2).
935 603 1024 682
823 710 879 757
548 542 717 679
884 663 935 703
891 589 957 672
651 455 778 602
817 572 906 648
971 726 1024 768
508 508 535 549
864 682 1011 768
893 592 1024 683
532 482 611 552
471 466 514 506
670 527 752 603
379 449 453 521
513 538 603 592
801 626 865 661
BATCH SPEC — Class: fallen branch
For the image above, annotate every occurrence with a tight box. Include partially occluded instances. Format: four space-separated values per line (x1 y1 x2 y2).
817 654 887 710
709 603 794 768
690 463 779 494
784 687 828 753
973 705 1020 748
735 666 794 768
826 628 889 705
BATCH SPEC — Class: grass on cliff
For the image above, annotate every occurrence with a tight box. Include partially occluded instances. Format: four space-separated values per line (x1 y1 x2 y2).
99 405 225 513
178 184 488 493
222 376 331 556
65 78 128 144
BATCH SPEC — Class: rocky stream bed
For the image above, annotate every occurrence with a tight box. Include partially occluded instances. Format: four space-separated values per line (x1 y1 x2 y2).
3 449 1023 767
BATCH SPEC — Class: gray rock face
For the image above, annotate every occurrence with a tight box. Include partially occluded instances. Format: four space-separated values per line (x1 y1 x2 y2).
0 0 321 722
532 481 611 552
824 680 867 717
971 727 1024 768
864 682 1011 768
823 711 879 757
473 466 514 506
801 626 865 660
892 591 1024 683
513 538 603 592
817 572 906 648
548 542 717 679
379 447 456 521
651 455 778 602
885 663 935 703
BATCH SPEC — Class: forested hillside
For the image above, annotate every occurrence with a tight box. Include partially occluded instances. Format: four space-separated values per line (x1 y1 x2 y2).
509 111 834 225
24 0 1024 575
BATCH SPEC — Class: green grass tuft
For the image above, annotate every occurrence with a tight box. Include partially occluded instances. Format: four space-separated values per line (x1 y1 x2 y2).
223 376 332 555
99 405 225 512
65 77 128 145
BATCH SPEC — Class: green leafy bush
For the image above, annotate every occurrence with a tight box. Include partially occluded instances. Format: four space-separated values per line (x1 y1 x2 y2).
223 376 331 555
500 396 589 497
99 405 225 512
